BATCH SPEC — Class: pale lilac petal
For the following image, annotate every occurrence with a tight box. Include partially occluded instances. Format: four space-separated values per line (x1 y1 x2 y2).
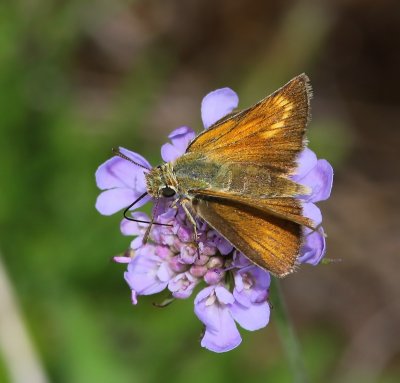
161 143 183 163
215 286 234 305
168 272 198 299
161 127 196 162
95 147 150 190
233 266 270 307
297 159 333 202
210 232 233 255
230 301 270 331
299 228 326 265
169 126 196 150
120 212 151 235
232 252 252 269
130 236 144 250
124 254 169 295
200 312 242 353
157 262 175 282
96 188 143 216
303 202 322 226
201 88 239 129
194 286 214 305
292 148 317 181
194 287 241 352
113 256 132 263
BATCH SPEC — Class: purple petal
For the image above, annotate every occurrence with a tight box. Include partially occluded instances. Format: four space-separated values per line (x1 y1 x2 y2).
232 252 252 269
292 148 317 181
201 88 239 129
215 286 234 304
95 147 150 190
194 286 214 305
161 127 196 162
169 127 196 150
161 143 183 163
209 232 233 255
168 272 198 299
299 228 326 265
233 266 270 307
303 202 322 226
130 236 144 250
113 256 131 264
230 300 270 331
96 188 147 216
124 253 170 296
200 313 242 353
297 159 334 202
194 287 234 329
157 262 175 282
194 287 241 353
120 212 151 235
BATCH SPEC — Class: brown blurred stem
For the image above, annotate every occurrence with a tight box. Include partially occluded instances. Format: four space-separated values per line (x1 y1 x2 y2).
270 278 309 383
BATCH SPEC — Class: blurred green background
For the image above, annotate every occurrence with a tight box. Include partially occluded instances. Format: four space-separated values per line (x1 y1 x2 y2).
1 1 399 382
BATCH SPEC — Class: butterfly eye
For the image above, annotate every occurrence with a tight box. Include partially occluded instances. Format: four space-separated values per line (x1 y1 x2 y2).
161 186 176 198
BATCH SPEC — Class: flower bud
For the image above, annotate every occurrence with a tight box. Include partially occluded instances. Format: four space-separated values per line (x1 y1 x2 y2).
204 268 225 285
206 255 224 269
169 256 188 273
156 245 174 260
179 243 197 264
194 254 209 266
190 264 208 278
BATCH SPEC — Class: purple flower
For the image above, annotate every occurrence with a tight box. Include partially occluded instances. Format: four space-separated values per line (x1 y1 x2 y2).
95 148 151 215
194 286 241 352
293 148 334 265
124 245 175 304
169 272 199 299
96 86 333 353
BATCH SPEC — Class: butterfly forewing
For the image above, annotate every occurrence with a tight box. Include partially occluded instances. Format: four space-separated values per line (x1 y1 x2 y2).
187 73 311 174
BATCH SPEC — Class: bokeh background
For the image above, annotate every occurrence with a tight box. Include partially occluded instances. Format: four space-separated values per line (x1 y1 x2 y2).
1 0 399 382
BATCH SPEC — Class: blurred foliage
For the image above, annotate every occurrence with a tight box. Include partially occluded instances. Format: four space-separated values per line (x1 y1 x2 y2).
0 1 399 383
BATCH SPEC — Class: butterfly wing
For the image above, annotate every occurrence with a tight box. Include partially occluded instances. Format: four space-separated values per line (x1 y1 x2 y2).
192 188 314 229
187 74 311 174
192 196 302 277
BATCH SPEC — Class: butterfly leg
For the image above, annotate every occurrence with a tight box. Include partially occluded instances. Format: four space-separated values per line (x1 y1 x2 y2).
181 200 201 258
181 200 199 241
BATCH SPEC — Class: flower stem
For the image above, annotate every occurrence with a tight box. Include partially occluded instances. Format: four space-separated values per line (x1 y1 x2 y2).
270 278 309 383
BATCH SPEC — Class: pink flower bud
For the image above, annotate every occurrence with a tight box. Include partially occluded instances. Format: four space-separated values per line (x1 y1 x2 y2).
194 254 209 266
169 256 188 273
190 264 208 278
204 268 225 285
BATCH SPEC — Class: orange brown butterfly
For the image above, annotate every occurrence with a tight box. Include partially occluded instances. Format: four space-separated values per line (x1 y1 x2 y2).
114 74 316 277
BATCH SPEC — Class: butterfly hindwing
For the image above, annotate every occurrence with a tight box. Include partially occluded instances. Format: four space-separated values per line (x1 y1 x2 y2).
192 196 302 277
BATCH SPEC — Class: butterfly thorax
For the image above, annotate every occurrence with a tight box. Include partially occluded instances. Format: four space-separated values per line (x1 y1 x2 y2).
145 162 179 198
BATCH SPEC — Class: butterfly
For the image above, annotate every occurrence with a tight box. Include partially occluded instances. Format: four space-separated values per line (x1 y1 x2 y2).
115 74 315 277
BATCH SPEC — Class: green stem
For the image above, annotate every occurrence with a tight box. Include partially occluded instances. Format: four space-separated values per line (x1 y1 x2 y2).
270 278 309 383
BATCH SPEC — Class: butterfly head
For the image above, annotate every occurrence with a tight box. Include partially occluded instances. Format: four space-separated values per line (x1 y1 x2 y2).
145 163 179 199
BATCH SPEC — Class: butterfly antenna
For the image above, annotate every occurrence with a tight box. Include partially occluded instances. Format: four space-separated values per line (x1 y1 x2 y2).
112 148 151 170
123 193 172 227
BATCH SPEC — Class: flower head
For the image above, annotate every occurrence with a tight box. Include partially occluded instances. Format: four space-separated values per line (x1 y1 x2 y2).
96 86 333 352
